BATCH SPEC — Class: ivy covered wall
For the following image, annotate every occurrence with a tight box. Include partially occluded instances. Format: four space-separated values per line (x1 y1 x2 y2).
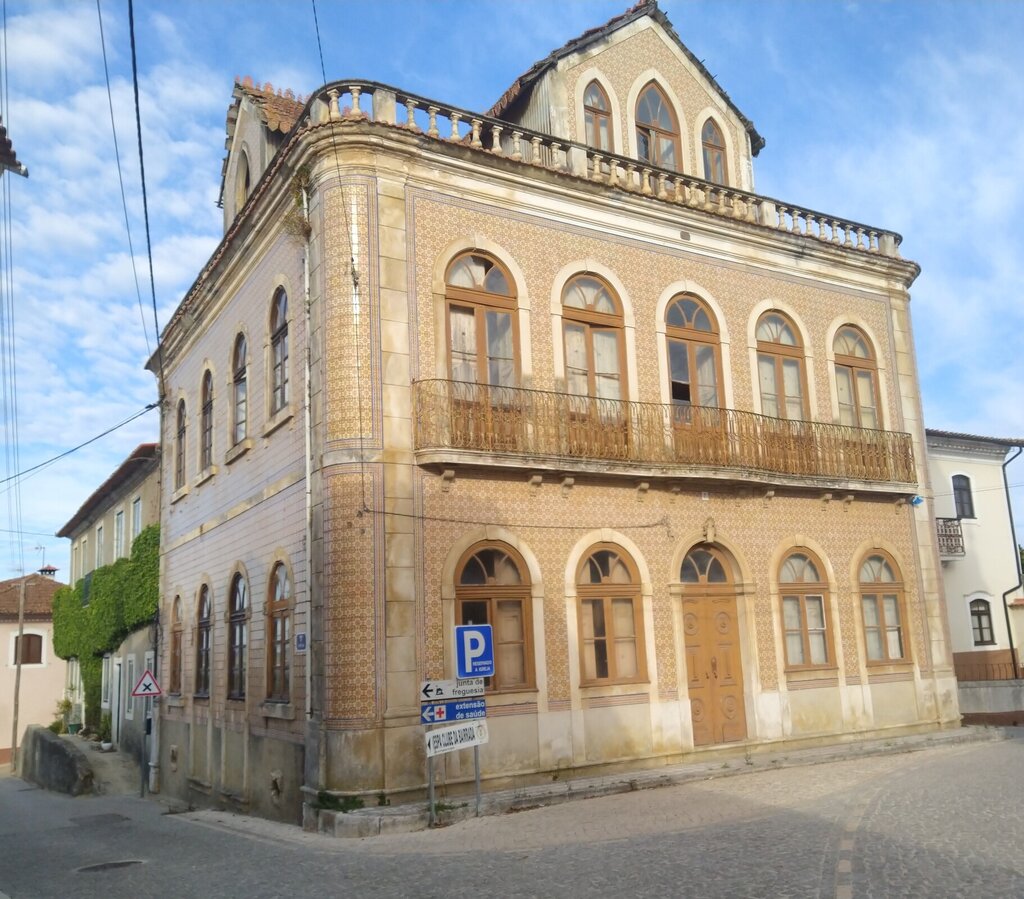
52 524 160 726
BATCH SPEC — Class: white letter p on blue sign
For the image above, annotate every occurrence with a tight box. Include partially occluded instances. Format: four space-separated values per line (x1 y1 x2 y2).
455 624 494 678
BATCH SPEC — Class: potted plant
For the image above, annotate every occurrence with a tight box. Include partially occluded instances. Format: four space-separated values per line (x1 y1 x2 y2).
99 712 113 751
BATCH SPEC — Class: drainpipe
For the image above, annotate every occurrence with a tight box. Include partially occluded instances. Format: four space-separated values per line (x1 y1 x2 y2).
302 184 314 721
1000 445 1022 678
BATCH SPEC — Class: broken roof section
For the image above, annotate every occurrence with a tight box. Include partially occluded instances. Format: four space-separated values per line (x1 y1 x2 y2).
488 0 764 156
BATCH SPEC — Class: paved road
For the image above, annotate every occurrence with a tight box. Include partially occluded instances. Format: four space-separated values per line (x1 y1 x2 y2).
2 736 1023 898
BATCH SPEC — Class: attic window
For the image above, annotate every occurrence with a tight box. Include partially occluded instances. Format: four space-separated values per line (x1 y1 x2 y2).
701 118 727 185
234 150 251 211
635 83 678 171
584 81 612 151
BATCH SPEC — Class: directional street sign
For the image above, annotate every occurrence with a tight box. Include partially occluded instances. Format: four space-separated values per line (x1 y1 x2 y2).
420 678 485 701
455 624 494 678
420 698 486 725
424 720 489 758
131 669 162 698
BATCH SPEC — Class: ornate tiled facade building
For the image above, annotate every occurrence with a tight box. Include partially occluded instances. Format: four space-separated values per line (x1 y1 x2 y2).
151 1 958 824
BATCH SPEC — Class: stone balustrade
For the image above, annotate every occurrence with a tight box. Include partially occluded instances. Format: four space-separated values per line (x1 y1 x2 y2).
303 81 903 259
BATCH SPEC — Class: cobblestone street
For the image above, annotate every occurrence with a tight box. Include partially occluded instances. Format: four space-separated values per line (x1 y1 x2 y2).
3 734 1023 898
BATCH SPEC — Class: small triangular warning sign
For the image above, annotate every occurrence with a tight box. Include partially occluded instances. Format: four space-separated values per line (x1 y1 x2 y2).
131 669 162 697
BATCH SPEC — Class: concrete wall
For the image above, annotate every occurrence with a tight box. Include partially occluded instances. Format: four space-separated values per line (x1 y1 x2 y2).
0 621 66 765
958 679 1024 725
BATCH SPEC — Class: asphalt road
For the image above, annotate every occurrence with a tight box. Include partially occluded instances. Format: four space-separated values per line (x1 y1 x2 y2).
2 736 1023 898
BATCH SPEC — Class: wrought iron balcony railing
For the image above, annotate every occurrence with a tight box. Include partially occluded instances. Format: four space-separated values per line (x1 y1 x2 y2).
936 517 965 557
413 380 916 485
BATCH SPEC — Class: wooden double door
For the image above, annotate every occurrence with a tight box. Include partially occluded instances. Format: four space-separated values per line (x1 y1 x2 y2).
683 589 747 747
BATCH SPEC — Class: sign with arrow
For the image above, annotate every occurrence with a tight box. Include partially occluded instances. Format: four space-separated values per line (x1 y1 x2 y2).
131 669 162 698
420 678 485 701
420 698 486 725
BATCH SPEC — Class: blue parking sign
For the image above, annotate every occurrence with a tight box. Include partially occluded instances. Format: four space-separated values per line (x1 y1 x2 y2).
455 624 494 678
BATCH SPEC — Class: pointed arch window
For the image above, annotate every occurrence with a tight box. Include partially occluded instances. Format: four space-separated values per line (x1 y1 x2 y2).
562 275 625 401
174 400 187 490
445 253 517 387
234 150 251 212
584 80 612 151
232 333 248 445
859 552 908 663
200 370 214 471
834 326 880 429
169 597 182 695
779 550 832 669
228 573 248 699
267 562 292 702
270 288 289 414
666 294 721 412
953 475 975 519
756 311 808 420
456 543 533 692
701 118 727 185
636 82 679 170
577 545 645 684
195 586 211 697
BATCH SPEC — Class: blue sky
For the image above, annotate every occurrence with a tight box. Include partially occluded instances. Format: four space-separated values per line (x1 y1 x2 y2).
2 0 1023 581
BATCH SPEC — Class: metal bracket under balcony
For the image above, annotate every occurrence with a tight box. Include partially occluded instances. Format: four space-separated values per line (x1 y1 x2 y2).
936 518 965 558
412 380 917 492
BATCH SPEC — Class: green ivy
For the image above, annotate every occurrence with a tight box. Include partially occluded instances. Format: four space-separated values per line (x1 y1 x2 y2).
52 524 159 727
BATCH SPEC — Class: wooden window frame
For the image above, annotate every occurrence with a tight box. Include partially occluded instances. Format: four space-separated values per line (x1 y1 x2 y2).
455 542 535 693
859 552 910 665
227 573 248 700
635 82 679 171
666 294 723 412
270 288 289 415
174 400 186 490
169 597 182 695
701 118 728 185
970 598 994 646
778 550 835 671
200 370 214 471
562 275 627 399
953 475 975 520
833 326 881 430
756 311 809 421
576 544 646 686
194 586 211 698
584 80 613 152
267 562 292 703
232 333 248 445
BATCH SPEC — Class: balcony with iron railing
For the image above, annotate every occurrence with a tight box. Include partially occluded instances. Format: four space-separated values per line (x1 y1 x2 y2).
294 81 910 263
413 380 916 489
936 517 966 558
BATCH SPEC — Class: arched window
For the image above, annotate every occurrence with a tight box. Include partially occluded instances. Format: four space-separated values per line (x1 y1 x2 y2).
174 400 187 490
576 544 645 684
636 83 679 170
195 586 212 697
456 543 533 692
756 311 807 420
267 563 292 702
227 573 248 699
232 333 248 445
584 80 612 151
701 118 727 185
779 550 832 669
970 599 994 645
666 294 721 412
234 150 251 212
833 326 880 429
270 288 289 414
953 475 975 519
562 275 625 401
859 552 909 663
169 597 182 695
200 370 214 471
445 253 517 387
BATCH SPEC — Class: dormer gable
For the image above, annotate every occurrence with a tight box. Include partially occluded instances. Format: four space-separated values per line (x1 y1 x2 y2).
489 0 763 191
219 77 305 232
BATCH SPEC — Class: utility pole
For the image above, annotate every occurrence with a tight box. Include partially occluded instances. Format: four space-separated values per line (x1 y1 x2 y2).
10 574 26 772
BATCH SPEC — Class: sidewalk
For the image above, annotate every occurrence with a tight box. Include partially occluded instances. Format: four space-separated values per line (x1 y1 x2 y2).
311 724 1016 838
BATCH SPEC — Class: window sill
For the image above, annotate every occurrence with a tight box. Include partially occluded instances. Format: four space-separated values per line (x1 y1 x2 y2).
193 693 210 703
195 466 218 488
865 660 913 673
225 439 253 465
260 700 294 720
164 694 185 709
170 485 190 504
784 665 839 681
263 407 293 438
578 679 650 694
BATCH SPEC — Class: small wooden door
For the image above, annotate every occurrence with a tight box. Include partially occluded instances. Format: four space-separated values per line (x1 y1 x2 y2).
680 545 747 747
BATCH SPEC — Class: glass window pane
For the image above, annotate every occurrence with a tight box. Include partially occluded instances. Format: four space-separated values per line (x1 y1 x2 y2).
460 600 489 626
695 345 719 407
707 558 726 583
758 355 779 418
862 595 880 627
496 600 524 642
593 330 621 400
582 599 603 639
886 628 904 659
809 632 827 665
806 597 825 629
786 632 805 665
883 595 900 627
615 637 638 678
612 598 635 637
865 629 883 661
449 306 477 382
836 367 855 426
498 643 526 686
856 371 878 428
564 323 589 396
783 358 803 419
783 597 801 630
486 310 515 387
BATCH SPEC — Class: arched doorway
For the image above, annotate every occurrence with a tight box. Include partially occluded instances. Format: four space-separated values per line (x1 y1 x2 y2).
680 543 746 746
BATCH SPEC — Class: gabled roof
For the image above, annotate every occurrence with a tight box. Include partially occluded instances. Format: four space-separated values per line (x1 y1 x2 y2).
56 444 159 538
487 0 764 155
0 573 65 620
